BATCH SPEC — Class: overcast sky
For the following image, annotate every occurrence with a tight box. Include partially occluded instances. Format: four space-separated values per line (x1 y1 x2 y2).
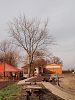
0 0 75 69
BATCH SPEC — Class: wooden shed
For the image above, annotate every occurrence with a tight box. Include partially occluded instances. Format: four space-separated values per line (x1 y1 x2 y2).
45 64 62 74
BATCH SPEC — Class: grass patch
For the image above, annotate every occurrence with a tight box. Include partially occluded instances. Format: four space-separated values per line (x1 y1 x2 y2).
0 83 21 100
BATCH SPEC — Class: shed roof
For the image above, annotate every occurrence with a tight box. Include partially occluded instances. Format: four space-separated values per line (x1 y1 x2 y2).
0 63 21 72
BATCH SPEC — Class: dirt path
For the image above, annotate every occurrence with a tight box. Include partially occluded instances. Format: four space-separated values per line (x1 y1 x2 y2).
42 82 75 100
59 74 75 95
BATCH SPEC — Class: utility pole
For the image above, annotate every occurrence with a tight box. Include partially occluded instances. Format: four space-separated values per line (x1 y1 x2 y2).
4 57 5 80
3 47 6 80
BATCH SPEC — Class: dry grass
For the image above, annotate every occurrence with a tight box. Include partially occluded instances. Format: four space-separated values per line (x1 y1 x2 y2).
59 73 75 95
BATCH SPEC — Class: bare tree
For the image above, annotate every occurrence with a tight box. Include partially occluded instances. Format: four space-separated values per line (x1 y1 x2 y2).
0 51 19 66
49 56 63 65
8 15 54 77
0 40 10 79
0 40 20 66
33 58 47 69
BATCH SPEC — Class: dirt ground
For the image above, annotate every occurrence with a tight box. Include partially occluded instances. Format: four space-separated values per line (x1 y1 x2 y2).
0 73 75 99
0 77 64 100
59 73 75 95
16 83 64 100
0 80 17 89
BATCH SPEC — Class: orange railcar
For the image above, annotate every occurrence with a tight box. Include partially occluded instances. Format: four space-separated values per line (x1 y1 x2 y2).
45 64 62 74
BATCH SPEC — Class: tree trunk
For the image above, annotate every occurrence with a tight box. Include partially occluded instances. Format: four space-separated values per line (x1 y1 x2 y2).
28 66 31 78
28 55 33 77
28 61 32 77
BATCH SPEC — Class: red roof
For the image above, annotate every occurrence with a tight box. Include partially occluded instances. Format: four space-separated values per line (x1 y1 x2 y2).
0 63 21 72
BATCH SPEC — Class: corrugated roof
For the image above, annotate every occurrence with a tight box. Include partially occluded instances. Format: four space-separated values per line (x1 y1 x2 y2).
0 63 21 72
